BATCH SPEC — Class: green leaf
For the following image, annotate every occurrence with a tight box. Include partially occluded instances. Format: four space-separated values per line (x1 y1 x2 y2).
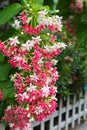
0 81 15 99
0 53 5 63
57 0 71 19
0 3 22 25
81 12 87 22
32 4 43 11
0 102 7 117
21 0 43 5
3 87 15 99
21 0 29 5
0 28 19 41
0 81 12 89
31 16 37 27
32 0 44 5
0 63 11 81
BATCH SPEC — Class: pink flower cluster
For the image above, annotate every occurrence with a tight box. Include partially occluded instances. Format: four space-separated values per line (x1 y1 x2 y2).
0 90 3 101
0 10 66 130
3 106 31 130
18 11 62 35
69 0 83 13
65 17 76 36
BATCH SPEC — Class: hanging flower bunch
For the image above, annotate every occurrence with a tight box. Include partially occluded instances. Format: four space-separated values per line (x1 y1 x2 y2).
69 0 83 13
65 16 76 36
0 4 66 130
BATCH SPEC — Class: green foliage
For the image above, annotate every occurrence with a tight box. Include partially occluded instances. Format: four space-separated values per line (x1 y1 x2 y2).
56 43 85 97
81 12 87 22
0 3 22 25
0 80 15 117
0 101 7 117
0 53 5 63
0 28 19 41
21 0 44 5
2 81 15 99
0 62 11 81
57 0 71 18
32 0 44 5
21 0 29 5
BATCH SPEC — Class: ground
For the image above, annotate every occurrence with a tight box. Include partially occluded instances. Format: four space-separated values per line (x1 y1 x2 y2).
71 119 87 130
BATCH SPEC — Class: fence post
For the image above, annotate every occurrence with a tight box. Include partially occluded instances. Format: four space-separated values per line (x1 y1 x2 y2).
78 91 82 124
84 91 87 119
72 95 76 128
41 122 45 130
49 116 53 130
65 96 69 130
58 99 62 130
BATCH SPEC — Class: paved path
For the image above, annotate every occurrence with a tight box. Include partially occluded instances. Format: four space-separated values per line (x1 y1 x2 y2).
0 123 4 130
75 121 87 130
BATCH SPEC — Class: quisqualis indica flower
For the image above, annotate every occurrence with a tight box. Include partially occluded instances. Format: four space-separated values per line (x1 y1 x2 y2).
38 10 48 17
13 19 21 29
0 7 66 130
9 36 20 46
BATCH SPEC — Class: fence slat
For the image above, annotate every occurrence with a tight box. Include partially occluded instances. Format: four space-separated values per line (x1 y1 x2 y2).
78 91 82 124
41 122 44 130
49 116 54 130
72 95 76 128
84 91 87 119
58 99 62 130
65 96 69 130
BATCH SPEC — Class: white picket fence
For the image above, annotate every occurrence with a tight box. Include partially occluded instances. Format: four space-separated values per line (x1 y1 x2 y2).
30 90 87 130
0 91 87 130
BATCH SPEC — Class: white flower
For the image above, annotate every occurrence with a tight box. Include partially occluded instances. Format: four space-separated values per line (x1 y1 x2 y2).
35 106 44 115
46 77 52 85
52 59 58 65
9 123 14 128
38 10 48 17
23 123 32 130
13 19 20 29
22 40 31 51
22 38 38 51
27 113 30 117
22 40 35 51
44 42 66 53
38 57 44 65
29 40 35 48
44 45 50 52
30 73 39 81
27 84 37 92
41 86 50 97
14 55 25 62
10 74 16 81
20 92 29 101
51 95 57 101
7 105 11 110
9 36 20 46
29 117 34 122
52 15 62 31
39 15 62 31
32 36 42 44
57 42 67 49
